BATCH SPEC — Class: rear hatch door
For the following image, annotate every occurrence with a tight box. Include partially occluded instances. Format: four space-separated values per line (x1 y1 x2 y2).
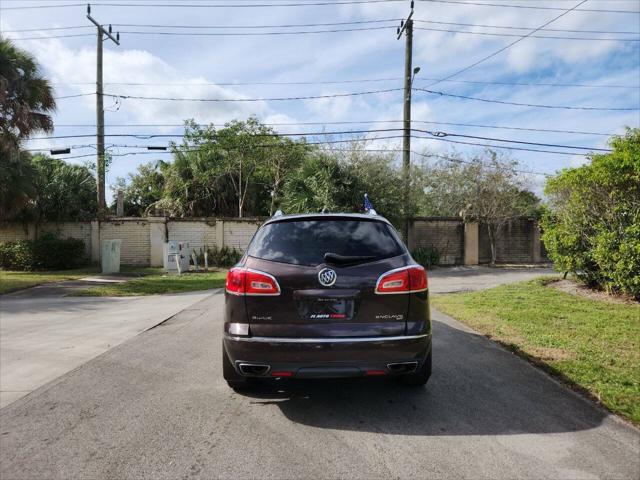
242 216 410 338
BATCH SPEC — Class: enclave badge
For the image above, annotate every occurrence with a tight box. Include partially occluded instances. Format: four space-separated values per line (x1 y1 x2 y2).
318 268 337 287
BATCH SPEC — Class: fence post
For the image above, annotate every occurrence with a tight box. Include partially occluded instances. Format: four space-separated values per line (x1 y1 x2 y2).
406 219 415 251
90 220 100 263
216 220 225 248
532 221 542 263
149 217 166 267
464 222 479 265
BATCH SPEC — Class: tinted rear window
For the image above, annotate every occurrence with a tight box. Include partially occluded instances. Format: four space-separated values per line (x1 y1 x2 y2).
247 219 405 266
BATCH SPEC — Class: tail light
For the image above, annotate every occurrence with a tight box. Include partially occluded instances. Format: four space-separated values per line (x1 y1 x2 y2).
375 266 428 294
225 268 281 296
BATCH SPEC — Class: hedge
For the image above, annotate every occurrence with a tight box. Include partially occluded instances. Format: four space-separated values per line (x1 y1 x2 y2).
541 128 640 299
0 233 88 271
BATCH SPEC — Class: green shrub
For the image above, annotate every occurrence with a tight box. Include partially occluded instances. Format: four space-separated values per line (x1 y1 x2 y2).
0 234 88 271
194 245 243 268
541 128 640 299
412 246 440 268
0 241 35 270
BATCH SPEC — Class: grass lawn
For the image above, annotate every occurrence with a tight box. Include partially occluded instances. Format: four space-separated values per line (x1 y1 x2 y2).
0 268 100 294
73 270 227 296
431 278 640 424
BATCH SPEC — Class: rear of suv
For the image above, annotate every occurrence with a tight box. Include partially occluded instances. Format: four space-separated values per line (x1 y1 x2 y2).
222 213 432 389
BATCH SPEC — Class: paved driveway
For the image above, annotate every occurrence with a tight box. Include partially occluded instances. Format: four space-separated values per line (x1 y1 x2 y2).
428 265 557 293
1 284 638 479
0 288 214 408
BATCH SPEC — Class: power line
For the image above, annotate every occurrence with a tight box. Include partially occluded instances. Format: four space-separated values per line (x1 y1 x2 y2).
29 127 406 140
29 129 611 152
53 93 95 99
414 134 592 156
48 120 620 137
27 129 608 153
411 150 550 177
424 0 590 88
414 26 640 42
3 0 638 12
3 19 399 33
415 0 640 14
49 78 639 89
85 87 634 111
413 19 639 35
8 19 637 35
10 28 640 41
413 129 612 151
0 0 413 10
413 87 638 111
103 87 402 102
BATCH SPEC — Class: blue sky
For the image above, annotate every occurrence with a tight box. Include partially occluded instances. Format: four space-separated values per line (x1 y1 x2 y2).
2 0 639 198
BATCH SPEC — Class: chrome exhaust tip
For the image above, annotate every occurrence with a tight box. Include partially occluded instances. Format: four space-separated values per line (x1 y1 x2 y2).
238 363 271 376
387 361 418 374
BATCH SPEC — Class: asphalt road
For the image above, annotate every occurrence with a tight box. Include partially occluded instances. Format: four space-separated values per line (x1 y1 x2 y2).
1 292 638 479
0 287 213 408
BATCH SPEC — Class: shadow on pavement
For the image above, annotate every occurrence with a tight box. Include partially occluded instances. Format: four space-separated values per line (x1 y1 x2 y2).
236 319 607 436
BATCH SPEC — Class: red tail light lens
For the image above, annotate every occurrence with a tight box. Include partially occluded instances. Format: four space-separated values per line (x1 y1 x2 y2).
375 266 427 294
225 268 280 296
226 268 245 294
408 266 428 291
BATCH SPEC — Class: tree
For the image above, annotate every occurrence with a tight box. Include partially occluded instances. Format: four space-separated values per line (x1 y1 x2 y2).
542 128 640 298
0 37 56 157
419 150 539 264
28 155 97 222
112 162 165 216
1 154 97 222
281 140 409 227
159 118 308 218
0 150 36 220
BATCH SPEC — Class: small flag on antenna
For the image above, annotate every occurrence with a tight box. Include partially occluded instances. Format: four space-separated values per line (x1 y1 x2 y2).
364 193 373 212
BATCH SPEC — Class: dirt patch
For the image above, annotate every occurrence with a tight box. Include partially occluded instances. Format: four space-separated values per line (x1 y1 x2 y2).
548 279 638 305
529 347 574 362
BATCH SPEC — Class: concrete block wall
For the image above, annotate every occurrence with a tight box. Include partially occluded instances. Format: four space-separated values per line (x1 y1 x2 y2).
478 219 545 264
411 218 465 265
100 219 151 266
167 219 218 255
223 220 260 250
0 223 30 242
0 216 545 267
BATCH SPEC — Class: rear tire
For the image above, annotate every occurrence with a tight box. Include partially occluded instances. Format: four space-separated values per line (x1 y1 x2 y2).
399 349 431 386
222 344 252 390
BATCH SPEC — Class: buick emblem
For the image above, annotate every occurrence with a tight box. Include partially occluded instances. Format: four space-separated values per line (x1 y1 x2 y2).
318 268 337 287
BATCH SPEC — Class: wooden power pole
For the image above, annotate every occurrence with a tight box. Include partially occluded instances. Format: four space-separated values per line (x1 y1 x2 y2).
397 1 415 241
87 4 120 216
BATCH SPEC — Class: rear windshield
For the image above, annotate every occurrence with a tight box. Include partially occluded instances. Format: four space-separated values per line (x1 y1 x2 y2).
247 219 405 266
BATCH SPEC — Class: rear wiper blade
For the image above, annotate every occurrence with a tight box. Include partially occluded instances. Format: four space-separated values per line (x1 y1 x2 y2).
324 253 377 265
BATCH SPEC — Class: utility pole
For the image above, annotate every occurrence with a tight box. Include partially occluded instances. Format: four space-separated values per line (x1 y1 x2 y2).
397 1 417 242
87 4 120 216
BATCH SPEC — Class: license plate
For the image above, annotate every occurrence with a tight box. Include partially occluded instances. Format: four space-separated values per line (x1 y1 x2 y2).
297 298 355 320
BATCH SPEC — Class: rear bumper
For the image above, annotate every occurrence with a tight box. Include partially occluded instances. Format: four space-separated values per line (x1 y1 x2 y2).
223 333 431 378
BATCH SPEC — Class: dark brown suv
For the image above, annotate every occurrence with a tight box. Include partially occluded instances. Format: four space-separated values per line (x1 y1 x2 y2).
222 212 432 389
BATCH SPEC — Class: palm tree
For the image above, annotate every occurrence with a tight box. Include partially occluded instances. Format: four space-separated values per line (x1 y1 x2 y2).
0 37 56 157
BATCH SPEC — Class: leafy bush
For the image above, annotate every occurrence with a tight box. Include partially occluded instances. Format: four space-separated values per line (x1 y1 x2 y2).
0 241 34 270
541 128 640 299
412 246 440 268
0 233 88 271
194 245 243 268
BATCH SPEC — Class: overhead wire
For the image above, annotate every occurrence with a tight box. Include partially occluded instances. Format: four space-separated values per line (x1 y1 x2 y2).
423 0 591 88
412 87 638 111
26 128 612 152
47 120 619 136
